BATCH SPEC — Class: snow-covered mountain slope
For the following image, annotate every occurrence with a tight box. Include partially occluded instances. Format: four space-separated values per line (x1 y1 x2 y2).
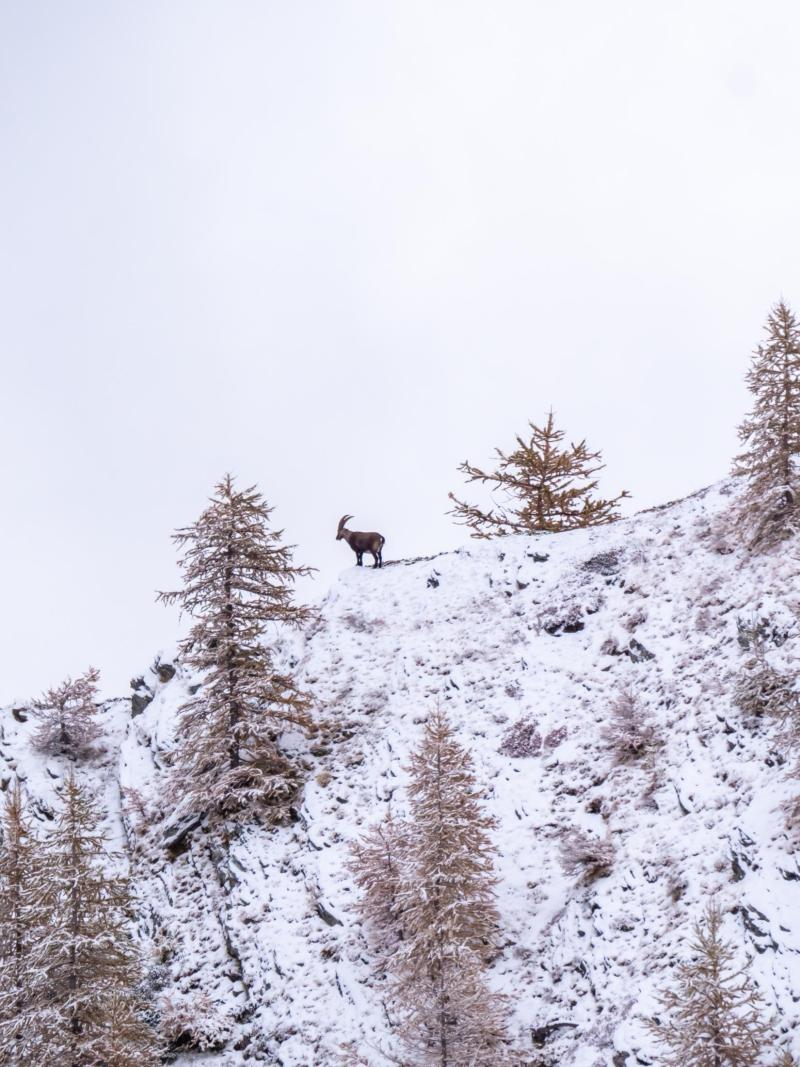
4 479 800 1065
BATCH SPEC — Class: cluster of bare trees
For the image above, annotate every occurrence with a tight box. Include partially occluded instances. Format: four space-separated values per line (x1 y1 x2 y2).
0 780 157 1066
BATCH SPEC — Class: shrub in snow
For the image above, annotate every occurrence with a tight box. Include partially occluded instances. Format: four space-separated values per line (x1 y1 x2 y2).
537 598 589 636
499 718 542 757
559 829 614 881
602 685 659 765
733 643 799 724
543 725 568 750
158 990 233 1052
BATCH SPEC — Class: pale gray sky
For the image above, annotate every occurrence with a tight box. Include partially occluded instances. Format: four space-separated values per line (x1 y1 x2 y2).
1 1 798 701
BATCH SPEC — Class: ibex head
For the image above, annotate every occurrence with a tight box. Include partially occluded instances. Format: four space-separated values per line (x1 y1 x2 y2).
336 514 353 541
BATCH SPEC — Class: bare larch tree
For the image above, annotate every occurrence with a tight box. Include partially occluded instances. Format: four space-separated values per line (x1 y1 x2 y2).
0 784 48 1066
733 299 800 547
349 813 407 965
30 667 102 760
448 410 628 538
647 900 773 1067
159 474 314 822
602 684 659 765
35 774 157 1066
393 708 514 1066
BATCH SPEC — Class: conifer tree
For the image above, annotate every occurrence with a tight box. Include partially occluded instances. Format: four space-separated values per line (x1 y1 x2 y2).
94 990 162 1067
602 685 659 765
158 475 314 821
448 410 628 538
647 900 772 1067
350 814 407 963
733 300 800 547
35 774 157 1066
393 708 513 1066
30 667 102 760
0 784 48 1066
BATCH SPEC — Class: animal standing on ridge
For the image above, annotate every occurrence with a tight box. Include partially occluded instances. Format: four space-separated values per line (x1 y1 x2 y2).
336 515 385 568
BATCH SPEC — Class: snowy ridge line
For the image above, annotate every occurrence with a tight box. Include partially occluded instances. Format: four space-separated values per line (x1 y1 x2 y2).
2 478 800 1064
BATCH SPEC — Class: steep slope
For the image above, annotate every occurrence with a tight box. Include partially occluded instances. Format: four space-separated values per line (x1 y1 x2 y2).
3 479 800 1065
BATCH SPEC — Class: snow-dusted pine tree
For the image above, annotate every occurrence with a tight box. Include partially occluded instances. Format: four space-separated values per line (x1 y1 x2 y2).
94 990 162 1067
602 684 659 764
448 410 628 538
35 774 157 1066
349 813 407 963
733 633 799 729
30 667 102 760
158 475 314 822
647 900 773 1067
733 300 800 547
0 784 48 1066
393 708 514 1066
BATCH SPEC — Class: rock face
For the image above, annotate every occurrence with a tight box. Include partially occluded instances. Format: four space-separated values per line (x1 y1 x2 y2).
4 479 800 1065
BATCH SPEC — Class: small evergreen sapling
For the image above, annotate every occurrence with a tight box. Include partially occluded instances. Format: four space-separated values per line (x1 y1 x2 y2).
647 900 773 1067
732 300 800 547
602 685 659 765
448 410 628 538
158 474 314 822
30 667 102 760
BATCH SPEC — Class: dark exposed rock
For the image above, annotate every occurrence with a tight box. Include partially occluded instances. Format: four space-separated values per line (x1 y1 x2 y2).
735 903 778 952
131 691 153 718
545 618 585 636
531 1022 577 1047
316 901 343 927
11 707 28 723
163 810 205 854
731 852 747 882
628 638 655 662
131 675 154 718
157 662 177 683
427 572 440 589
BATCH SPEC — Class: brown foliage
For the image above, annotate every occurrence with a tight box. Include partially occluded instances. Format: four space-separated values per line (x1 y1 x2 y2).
158 474 315 822
647 900 773 1067
30 666 102 760
448 410 628 539
732 300 800 548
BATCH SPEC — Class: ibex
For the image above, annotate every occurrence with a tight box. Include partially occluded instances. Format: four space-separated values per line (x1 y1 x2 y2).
336 515 385 568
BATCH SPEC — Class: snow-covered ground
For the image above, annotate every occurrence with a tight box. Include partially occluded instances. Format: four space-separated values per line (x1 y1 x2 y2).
4 479 800 1064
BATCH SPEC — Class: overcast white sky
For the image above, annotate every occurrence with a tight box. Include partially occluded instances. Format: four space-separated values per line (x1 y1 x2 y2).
2 1 799 701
